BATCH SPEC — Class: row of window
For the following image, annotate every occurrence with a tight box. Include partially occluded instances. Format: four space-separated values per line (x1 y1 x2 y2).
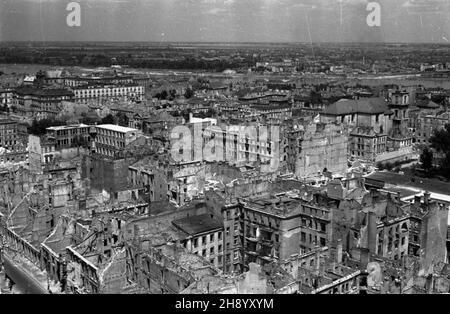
301 232 327 247
75 87 143 96
301 206 328 219
96 136 125 148
96 147 116 157
192 232 223 248
245 211 280 228
302 219 327 232
193 245 223 257
96 129 128 138
55 128 89 137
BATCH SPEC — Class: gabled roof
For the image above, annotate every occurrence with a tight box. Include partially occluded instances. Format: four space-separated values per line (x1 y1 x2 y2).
323 98 389 116
15 86 74 97
416 99 440 109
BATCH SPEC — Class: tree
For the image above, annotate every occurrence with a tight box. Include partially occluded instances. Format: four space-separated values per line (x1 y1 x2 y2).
205 108 216 118
169 89 177 100
429 123 450 179
28 118 65 136
439 153 450 179
430 124 450 154
181 109 192 122
154 90 168 100
184 87 194 99
0 104 9 113
101 114 115 125
80 112 100 125
116 112 129 127
310 90 323 104
385 162 393 171
420 148 433 170
170 110 181 117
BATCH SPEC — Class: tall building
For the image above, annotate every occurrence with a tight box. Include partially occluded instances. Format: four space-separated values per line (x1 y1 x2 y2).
46 124 91 150
0 119 28 164
72 85 145 103
221 189 332 274
174 213 224 270
203 123 282 172
93 124 142 158
13 87 75 120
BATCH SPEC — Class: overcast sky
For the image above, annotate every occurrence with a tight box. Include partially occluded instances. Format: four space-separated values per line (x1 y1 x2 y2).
1 0 450 43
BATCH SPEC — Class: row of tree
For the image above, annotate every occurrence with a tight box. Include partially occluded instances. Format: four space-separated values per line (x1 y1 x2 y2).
154 89 177 101
0 50 248 72
153 87 195 100
28 118 66 136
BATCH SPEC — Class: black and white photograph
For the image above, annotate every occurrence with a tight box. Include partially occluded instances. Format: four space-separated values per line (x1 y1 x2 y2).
0 0 450 303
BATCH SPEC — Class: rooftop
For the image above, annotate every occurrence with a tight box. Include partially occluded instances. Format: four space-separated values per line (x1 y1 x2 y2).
96 124 138 133
172 213 223 236
47 124 89 131
416 99 440 109
0 119 17 125
15 87 74 97
324 97 390 116
365 171 450 196
243 194 305 218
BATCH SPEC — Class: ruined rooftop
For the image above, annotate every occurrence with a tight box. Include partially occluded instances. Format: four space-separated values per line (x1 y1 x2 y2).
172 213 223 236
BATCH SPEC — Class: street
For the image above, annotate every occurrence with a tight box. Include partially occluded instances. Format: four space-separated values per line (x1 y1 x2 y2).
1 253 48 294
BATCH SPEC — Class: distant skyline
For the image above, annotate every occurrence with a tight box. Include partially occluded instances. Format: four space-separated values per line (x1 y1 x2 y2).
1 0 450 43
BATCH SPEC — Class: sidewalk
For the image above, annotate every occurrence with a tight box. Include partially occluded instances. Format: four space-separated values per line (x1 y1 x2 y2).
0 270 19 294
4 251 61 294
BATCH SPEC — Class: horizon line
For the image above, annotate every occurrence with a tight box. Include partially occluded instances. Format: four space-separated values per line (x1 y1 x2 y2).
1 40 450 45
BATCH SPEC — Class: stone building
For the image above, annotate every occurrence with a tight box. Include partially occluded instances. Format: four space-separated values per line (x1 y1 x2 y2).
220 188 333 274
295 122 348 179
0 119 28 164
93 124 142 158
46 124 91 150
13 86 75 120
173 213 224 270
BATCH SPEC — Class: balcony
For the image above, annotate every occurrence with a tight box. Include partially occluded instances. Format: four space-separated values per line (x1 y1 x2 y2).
245 236 258 242
259 255 276 262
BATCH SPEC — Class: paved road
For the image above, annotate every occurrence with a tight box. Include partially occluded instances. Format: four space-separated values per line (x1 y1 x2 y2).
2 254 48 294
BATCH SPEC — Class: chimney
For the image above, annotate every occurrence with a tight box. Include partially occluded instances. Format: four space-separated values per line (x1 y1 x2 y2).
336 239 343 264
367 212 377 254
414 195 421 204
424 191 430 205
314 246 320 271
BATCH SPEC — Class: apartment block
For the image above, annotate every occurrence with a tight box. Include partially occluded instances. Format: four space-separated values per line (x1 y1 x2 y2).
93 124 142 158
